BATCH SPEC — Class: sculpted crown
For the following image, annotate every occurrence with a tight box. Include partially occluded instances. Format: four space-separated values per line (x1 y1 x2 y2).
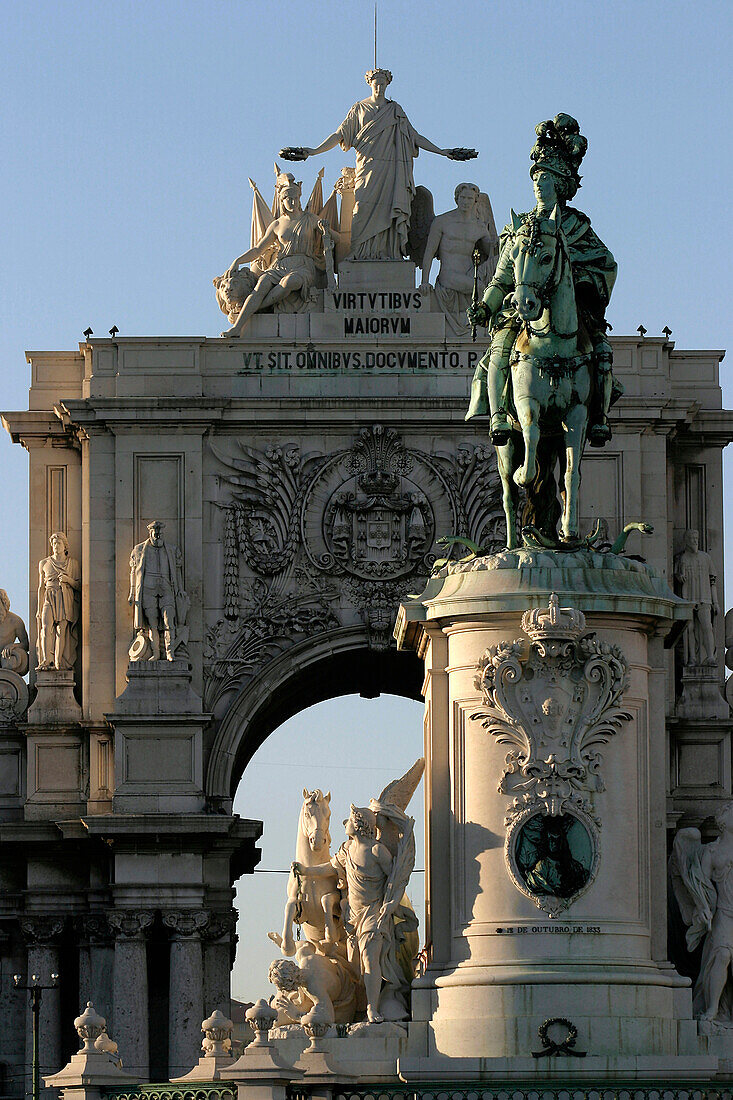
521 593 586 644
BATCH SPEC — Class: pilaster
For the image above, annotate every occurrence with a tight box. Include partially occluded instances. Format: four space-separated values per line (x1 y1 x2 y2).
162 909 208 1077
20 916 65 1084
108 909 154 1079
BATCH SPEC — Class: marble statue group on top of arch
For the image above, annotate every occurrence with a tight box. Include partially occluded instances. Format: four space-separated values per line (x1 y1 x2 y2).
280 67 477 260
213 68 500 337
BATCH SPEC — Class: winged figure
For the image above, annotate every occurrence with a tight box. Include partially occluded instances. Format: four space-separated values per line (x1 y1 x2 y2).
414 183 499 335
669 805 733 1023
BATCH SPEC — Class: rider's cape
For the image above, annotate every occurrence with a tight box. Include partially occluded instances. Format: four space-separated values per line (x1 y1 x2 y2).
466 207 617 420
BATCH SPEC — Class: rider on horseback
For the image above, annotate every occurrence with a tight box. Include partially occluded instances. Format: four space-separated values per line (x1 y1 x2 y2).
466 114 620 447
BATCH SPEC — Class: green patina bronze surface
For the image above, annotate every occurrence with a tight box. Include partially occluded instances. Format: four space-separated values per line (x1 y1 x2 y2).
516 812 594 899
466 114 619 550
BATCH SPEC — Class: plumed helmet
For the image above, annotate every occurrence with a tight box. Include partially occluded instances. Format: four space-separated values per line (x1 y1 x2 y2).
529 113 588 200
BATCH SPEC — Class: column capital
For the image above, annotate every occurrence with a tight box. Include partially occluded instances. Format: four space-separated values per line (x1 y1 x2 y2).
200 907 238 943
19 915 66 946
162 908 209 939
74 913 115 946
107 909 155 940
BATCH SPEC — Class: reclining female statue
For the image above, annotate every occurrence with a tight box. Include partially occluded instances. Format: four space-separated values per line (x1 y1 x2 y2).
220 176 331 337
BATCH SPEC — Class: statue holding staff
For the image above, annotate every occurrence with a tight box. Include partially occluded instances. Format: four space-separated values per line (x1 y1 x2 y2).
280 69 477 261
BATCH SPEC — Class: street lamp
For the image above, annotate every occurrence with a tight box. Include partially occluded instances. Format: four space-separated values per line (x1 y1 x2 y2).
13 973 59 1100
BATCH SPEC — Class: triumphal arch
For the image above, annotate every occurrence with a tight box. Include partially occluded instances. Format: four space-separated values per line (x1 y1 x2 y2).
2 82 733 1094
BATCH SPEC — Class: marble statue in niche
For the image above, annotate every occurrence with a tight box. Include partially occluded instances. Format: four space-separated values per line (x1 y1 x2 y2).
0 589 29 676
280 68 477 261
674 529 719 665
128 520 189 662
36 532 80 670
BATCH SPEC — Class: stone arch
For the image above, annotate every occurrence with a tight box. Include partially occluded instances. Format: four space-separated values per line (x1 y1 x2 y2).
205 626 423 808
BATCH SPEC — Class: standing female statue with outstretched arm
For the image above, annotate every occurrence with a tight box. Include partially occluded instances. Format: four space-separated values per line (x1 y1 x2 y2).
280 69 477 262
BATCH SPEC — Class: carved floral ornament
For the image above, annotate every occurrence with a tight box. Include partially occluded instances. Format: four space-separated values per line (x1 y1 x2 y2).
471 594 632 915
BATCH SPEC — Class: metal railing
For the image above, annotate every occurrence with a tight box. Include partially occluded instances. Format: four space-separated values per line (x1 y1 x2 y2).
289 1087 732 1100
103 1085 236 1100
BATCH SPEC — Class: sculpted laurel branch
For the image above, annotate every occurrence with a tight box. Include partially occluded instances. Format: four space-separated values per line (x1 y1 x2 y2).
455 444 506 554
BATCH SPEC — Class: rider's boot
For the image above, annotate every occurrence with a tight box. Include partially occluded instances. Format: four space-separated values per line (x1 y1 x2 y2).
490 411 512 446
589 343 614 447
487 337 513 445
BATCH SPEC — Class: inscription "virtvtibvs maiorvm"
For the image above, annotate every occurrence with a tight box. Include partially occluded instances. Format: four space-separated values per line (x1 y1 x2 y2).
332 290 423 336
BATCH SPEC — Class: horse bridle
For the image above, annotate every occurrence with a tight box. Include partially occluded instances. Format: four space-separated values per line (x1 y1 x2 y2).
513 215 577 341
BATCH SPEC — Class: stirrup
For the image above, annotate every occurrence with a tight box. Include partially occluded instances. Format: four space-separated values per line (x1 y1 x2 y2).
490 412 511 446
588 421 611 447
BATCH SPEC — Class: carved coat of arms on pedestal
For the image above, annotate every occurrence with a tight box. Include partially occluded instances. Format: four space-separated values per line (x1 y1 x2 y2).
472 594 632 915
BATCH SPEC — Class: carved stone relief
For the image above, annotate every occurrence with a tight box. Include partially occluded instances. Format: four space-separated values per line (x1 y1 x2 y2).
471 594 632 915
205 426 504 712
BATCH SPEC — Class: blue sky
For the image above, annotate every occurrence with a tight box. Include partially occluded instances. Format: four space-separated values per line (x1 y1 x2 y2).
0 0 731 1002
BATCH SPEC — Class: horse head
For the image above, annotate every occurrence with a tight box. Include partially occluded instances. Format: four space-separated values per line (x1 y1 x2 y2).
300 788 332 854
509 205 563 323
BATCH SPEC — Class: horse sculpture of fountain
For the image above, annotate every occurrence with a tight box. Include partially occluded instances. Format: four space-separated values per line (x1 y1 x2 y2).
268 788 342 956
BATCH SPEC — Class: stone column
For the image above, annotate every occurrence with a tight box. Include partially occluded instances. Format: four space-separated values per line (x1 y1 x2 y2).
20 917 65 1082
108 910 154 1079
75 915 115 1025
396 566 696 1068
202 910 238 1016
163 910 208 1078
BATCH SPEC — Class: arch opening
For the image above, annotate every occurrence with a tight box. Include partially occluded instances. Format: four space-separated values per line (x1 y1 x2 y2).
230 691 426 1004
205 627 424 806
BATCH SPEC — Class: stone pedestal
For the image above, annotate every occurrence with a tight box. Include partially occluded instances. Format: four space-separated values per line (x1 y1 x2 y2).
27 668 81 724
107 661 206 813
677 663 729 719
337 259 416 290
396 549 717 1079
